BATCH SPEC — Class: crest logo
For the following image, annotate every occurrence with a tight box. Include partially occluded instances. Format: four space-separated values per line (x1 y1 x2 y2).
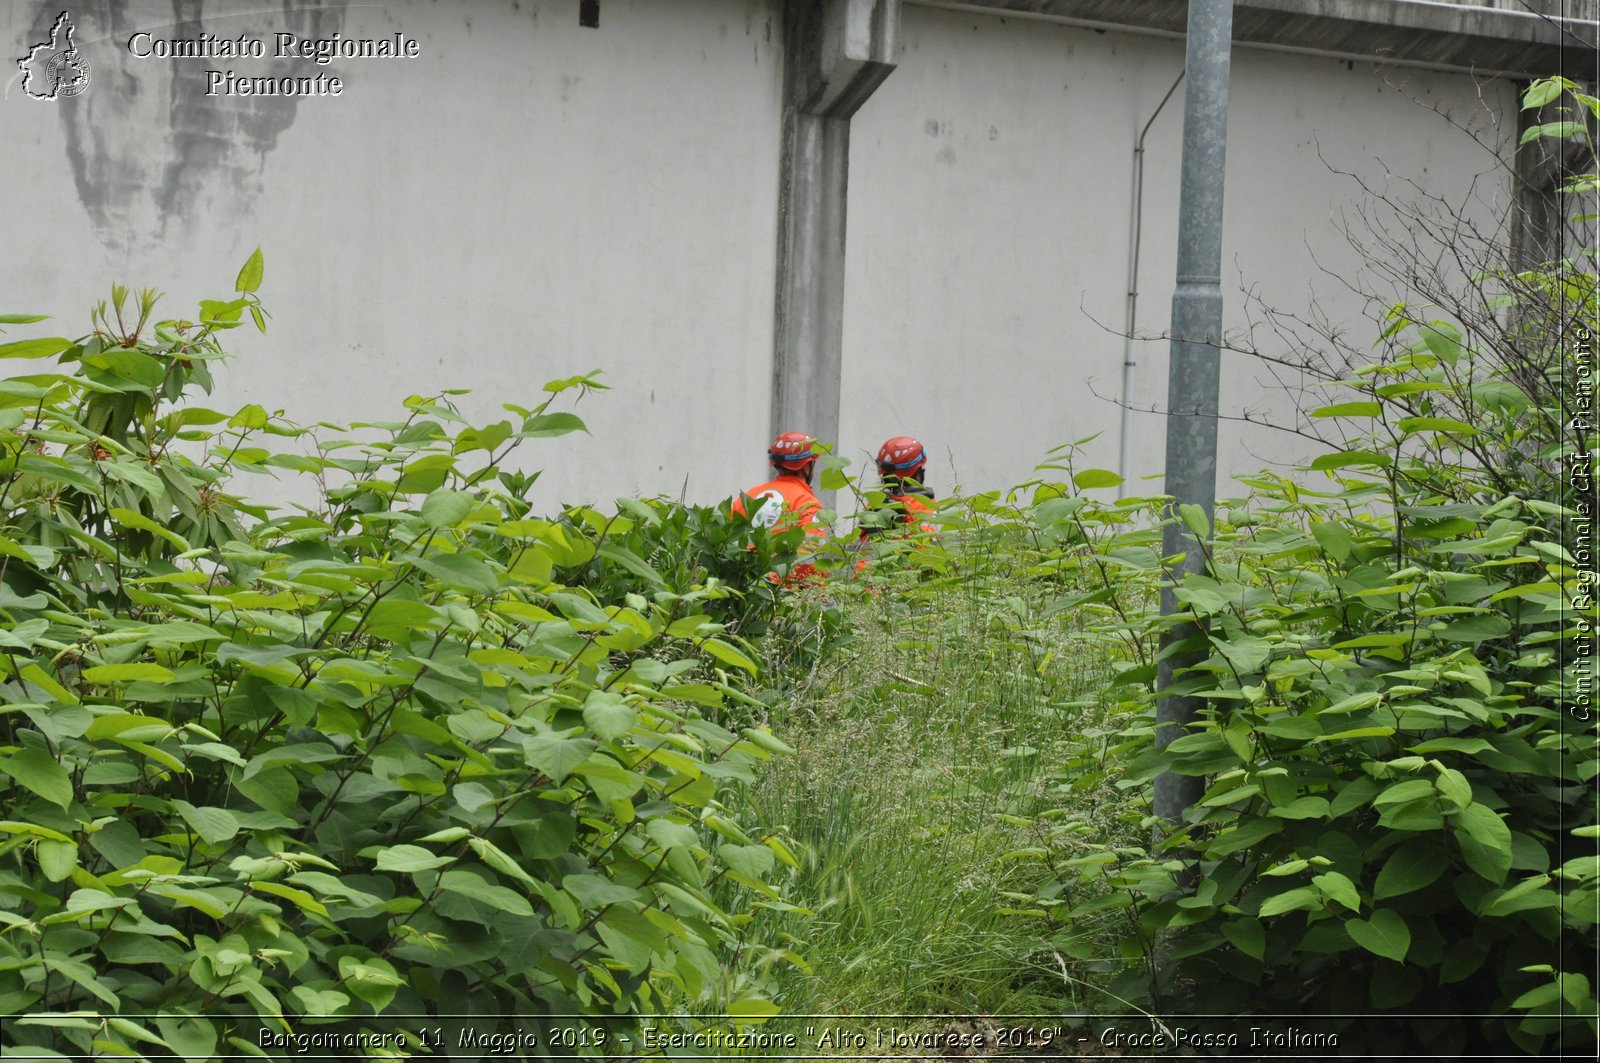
18 11 91 100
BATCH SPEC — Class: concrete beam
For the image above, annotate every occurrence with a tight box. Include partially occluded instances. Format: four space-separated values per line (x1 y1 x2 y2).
797 0 901 116
909 0 1597 78
771 0 900 487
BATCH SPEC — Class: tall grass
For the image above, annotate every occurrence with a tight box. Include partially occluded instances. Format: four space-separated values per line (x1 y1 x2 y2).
726 527 1142 1045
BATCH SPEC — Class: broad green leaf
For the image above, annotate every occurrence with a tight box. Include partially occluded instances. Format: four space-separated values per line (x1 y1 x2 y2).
1373 842 1447 900
520 412 588 438
542 370 607 394
1205 816 1283 857
1313 871 1360 913
645 819 699 852
1373 779 1434 807
718 843 776 880
0 337 73 360
562 873 640 911
1213 634 1271 675
454 420 512 455
228 404 268 430
36 839 78 882
1324 691 1383 716
1561 972 1593 1010
1262 859 1309 877
148 883 230 919
1520 120 1588 144
573 756 643 803
83 662 176 684
467 837 538 889
108 507 192 551
0 535 56 568
703 638 758 674
438 869 533 916
1310 449 1391 472
236 246 265 293
1510 980 1563 1009
1433 767 1472 809
373 844 454 873
1178 503 1210 539
171 801 239 845
106 1017 172 1050
1397 416 1477 437
250 880 330 918
0 748 72 808
407 552 498 596
452 782 495 814
1257 886 1321 918
215 641 309 668
1311 521 1355 563
290 986 350 1015
417 826 471 844
0 820 72 842
1417 322 1463 364
46 954 120 1006
155 1017 217 1061
583 692 636 741
1073 468 1123 490
1269 796 1329 821
1480 874 1556 917
597 544 665 587
1311 401 1382 418
819 465 851 491
1220 918 1265 961
523 731 595 784
1347 909 1410 962
1522 78 1564 108
421 488 473 529
1453 802 1513 884
100 457 164 496
741 728 795 756
545 590 608 624
337 954 401 1013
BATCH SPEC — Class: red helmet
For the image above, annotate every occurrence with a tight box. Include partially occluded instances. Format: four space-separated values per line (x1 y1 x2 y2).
876 436 926 478
768 431 818 473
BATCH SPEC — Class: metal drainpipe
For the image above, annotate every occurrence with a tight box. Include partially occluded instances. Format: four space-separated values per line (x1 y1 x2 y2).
1118 68 1186 498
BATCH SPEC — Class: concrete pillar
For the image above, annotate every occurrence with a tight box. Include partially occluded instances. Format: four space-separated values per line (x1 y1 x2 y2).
1511 82 1596 271
771 0 900 483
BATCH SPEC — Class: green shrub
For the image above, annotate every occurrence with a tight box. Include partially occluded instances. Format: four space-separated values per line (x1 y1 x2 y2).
1000 75 1599 1054
560 497 803 640
0 263 797 1058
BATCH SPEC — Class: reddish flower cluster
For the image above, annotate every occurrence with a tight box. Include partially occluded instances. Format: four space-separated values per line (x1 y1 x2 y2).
766 561 826 589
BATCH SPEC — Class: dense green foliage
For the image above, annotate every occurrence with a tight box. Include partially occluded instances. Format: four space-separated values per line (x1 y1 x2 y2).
1 74 1593 1062
0 263 803 1059
989 76 1600 1054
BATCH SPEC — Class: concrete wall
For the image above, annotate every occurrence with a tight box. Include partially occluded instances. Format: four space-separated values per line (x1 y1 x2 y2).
839 4 1516 499
4 0 1521 511
3 0 784 512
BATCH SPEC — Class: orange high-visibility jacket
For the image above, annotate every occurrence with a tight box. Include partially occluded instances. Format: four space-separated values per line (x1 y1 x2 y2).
731 475 825 537
895 493 932 523
859 490 935 540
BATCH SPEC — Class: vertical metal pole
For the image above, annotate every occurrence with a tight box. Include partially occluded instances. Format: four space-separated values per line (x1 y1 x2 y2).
1154 0 1234 829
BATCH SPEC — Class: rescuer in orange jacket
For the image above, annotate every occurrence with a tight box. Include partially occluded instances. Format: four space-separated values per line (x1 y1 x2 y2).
861 435 935 538
731 431 827 539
